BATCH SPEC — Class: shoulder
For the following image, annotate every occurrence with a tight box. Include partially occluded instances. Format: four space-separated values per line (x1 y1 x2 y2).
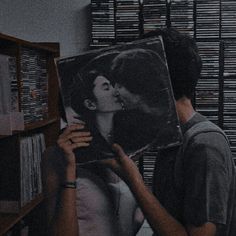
187 121 230 154
184 123 233 171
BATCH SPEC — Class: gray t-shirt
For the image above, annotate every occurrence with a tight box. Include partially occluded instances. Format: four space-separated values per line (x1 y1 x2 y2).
153 112 236 235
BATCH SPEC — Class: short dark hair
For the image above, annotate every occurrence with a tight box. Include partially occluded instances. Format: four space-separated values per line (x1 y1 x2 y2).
110 48 169 106
143 28 202 100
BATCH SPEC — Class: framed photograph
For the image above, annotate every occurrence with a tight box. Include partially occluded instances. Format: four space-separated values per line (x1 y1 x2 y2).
55 36 182 164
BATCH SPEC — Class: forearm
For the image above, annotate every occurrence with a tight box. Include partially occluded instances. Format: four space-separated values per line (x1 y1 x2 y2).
129 178 188 236
53 164 79 236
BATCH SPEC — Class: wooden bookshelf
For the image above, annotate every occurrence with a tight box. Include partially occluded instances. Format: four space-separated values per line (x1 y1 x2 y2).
0 33 60 235
0 194 43 235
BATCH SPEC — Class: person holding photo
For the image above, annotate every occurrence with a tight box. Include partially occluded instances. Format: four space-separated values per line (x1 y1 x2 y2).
104 28 236 236
42 52 143 236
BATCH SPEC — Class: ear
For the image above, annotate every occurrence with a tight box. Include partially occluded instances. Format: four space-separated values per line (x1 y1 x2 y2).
84 99 97 111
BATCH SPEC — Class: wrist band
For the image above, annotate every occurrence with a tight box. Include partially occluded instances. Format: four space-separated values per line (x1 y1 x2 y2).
61 181 77 189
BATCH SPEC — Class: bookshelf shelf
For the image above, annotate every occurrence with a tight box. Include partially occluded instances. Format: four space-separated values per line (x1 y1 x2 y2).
0 33 58 53
24 117 59 130
0 194 43 236
0 33 60 235
0 118 59 140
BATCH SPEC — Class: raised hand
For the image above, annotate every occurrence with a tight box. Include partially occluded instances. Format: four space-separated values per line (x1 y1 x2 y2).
102 144 143 186
57 123 93 165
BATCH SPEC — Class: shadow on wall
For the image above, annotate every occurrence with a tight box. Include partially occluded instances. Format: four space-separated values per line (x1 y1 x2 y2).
76 2 91 52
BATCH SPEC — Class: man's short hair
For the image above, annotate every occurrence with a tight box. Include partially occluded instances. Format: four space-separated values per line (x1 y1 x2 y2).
143 28 202 100
111 48 169 106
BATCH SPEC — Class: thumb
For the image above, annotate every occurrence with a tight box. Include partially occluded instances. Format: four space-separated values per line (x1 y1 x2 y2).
112 143 127 162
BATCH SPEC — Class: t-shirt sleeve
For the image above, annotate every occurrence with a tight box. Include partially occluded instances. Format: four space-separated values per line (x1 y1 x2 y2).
182 131 233 226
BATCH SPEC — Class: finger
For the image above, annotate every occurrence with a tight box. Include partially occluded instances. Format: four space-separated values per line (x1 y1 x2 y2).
71 118 85 124
58 131 91 144
68 131 91 139
71 142 90 149
101 158 119 172
112 143 127 161
71 136 93 143
60 124 86 137
57 135 92 147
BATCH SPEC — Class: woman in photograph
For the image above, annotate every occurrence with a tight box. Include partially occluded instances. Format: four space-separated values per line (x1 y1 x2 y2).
42 51 143 236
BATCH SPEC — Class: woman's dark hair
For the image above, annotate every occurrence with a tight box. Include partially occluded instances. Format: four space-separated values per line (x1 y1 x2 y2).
143 28 202 100
70 51 119 120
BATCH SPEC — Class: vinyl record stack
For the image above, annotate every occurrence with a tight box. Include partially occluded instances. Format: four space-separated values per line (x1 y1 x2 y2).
141 147 157 189
142 0 167 34
221 0 236 160
195 0 220 39
221 0 236 39
115 0 141 43
223 42 236 159
169 0 194 37
20 133 45 208
195 41 220 124
90 0 116 48
194 0 221 125
20 47 48 124
9 57 18 112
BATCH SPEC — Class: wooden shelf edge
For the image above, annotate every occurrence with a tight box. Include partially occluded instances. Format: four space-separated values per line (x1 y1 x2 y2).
24 117 59 130
0 194 43 235
0 33 59 53
0 117 60 139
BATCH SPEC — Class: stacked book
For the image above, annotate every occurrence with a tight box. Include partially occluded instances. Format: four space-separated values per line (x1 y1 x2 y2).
142 147 157 189
142 0 167 34
223 41 236 160
0 133 45 213
223 41 236 76
20 47 48 124
221 0 236 39
195 41 220 124
90 0 116 48
20 133 45 208
0 54 24 135
169 0 194 37
115 0 141 43
195 0 220 39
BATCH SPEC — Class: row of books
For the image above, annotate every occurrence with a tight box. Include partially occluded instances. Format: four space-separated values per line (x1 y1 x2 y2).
90 0 116 48
20 133 45 208
0 54 24 135
142 0 167 34
20 47 49 124
169 0 194 37
0 133 45 213
143 0 236 39
194 40 236 159
0 48 50 135
91 0 236 45
91 0 141 48
116 0 141 42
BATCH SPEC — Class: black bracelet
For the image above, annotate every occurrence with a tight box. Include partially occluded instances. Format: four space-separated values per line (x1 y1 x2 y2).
61 181 77 189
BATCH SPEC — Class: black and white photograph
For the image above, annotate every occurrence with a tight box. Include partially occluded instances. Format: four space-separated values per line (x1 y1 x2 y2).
1 1 236 236
56 36 182 164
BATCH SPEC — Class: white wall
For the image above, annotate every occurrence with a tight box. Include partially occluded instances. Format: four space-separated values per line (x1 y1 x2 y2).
0 0 91 56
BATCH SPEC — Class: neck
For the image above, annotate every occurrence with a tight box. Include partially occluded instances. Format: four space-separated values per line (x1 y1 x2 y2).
96 112 114 142
175 96 195 124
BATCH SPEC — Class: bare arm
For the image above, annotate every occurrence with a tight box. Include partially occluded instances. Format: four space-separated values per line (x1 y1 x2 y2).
43 124 92 236
104 144 216 236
